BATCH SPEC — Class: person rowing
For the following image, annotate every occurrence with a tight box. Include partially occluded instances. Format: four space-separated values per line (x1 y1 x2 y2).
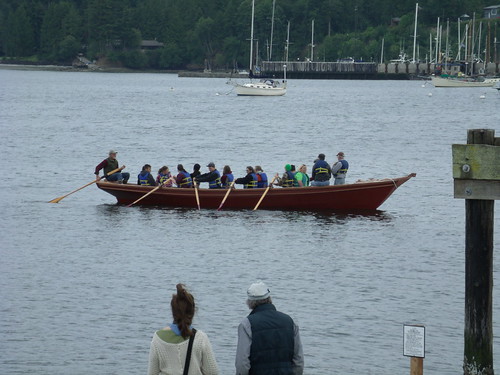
195 162 222 189
94 149 130 183
221 165 234 188
138 164 157 186
175 164 193 188
234 166 258 189
255 166 268 188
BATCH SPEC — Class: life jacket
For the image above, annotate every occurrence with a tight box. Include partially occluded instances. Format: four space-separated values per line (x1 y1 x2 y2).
138 171 152 186
334 160 349 177
104 157 119 175
245 173 258 189
222 173 234 188
282 171 296 187
313 160 331 181
296 172 310 187
179 171 193 187
158 173 172 185
209 170 222 189
257 172 268 188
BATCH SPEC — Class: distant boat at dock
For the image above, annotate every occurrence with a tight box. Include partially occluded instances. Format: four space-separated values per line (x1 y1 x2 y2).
431 75 500 87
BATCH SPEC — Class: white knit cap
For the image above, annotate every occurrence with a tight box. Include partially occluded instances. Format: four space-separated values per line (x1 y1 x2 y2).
247 281 271 301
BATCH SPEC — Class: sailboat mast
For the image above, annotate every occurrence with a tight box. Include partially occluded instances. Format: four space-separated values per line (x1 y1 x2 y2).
310 19 315 61
477 21 482 66
249 0 255 73
412 3 418 63
269 0 276 61
380 37 384 64
471 12 475 74
445 19 449 72
286 21 290 63
435 17 440 63
457 18 461 60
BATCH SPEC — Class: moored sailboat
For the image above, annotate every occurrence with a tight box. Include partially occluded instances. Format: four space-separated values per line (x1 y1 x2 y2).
229 0 287 96
431 75 500 87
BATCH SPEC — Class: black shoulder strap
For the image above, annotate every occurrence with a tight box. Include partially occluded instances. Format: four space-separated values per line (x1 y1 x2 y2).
183 329 197 375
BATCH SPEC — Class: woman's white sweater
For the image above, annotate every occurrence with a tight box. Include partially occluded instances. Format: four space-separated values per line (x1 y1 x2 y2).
148 330 219 375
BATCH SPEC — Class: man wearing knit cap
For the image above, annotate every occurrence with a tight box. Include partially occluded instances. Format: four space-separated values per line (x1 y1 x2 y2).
235 281 304 375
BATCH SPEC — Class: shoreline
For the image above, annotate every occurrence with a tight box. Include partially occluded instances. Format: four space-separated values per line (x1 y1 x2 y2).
0 63 179 74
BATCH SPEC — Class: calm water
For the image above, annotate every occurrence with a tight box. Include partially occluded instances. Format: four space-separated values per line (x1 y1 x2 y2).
0 68 499 375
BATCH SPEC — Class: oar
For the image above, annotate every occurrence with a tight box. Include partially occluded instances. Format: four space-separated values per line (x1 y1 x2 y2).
253 175 278 211
127 178 174 207
194 182 201 210
49 167 122 203
217 181 236 211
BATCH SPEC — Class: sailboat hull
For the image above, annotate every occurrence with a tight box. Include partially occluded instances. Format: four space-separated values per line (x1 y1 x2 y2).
431 76 500 87
235 82 286 96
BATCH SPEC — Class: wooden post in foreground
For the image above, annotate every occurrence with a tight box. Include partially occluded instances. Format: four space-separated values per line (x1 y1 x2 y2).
452 129 499 375
404 324 425 375
410 357 423 375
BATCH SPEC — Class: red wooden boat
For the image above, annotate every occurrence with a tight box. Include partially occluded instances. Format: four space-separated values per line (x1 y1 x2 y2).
96 173 416 211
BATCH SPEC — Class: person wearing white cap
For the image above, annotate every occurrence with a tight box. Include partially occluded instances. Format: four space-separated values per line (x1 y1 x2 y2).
235 281 304 375
94 150 130 183
331 152 349 185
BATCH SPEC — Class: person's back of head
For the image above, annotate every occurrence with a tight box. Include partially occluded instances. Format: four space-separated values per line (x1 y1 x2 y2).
171 284 195 338
193 163 201 171
247 166 255 174
246 281 272 310
142 164 151 172
223 165 232 174
177 164 185 172
158 166 168 174
318 153 325 161
255 165 263 173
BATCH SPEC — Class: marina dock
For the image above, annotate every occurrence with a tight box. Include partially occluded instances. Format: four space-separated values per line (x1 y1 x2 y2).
179 61 500 80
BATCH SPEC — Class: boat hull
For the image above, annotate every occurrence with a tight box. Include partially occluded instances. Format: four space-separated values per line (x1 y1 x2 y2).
97 174 415 211
431 76 500 87
235 83 286 96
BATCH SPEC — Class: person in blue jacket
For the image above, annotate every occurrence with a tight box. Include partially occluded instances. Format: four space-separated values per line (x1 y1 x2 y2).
255 166 268 188
310 153 331 186
137 164 157 186
235 281 304 375
195 162 222 189
221 165 234 188
235 166 258 188
331 152 349 185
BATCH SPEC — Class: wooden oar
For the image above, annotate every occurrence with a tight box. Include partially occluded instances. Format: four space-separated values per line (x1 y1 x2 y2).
217 181 236 211
49 167 122 203
194 182 201 210
253 175 278 211
127 178 174 207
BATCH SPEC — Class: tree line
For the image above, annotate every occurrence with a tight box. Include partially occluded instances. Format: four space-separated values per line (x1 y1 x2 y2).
0 0 497 70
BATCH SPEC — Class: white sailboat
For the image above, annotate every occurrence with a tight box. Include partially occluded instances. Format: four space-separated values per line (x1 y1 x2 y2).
231 0 287 96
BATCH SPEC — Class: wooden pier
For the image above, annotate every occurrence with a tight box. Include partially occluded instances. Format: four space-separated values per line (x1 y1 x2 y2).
261 61 377 79
258 61 500 80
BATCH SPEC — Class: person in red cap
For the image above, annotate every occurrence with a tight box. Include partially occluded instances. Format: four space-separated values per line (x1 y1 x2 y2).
331 152 349 185
235 281 304 375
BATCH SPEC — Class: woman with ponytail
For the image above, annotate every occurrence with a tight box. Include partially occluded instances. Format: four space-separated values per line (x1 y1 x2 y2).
148 284 219 375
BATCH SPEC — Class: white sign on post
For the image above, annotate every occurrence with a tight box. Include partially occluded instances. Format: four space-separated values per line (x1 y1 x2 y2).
403 324 425 358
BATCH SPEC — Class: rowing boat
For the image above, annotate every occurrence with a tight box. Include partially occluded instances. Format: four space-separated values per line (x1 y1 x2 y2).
96 173 416 211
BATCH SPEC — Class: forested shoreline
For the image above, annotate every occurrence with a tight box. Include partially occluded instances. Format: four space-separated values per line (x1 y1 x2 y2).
0 0 498 70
